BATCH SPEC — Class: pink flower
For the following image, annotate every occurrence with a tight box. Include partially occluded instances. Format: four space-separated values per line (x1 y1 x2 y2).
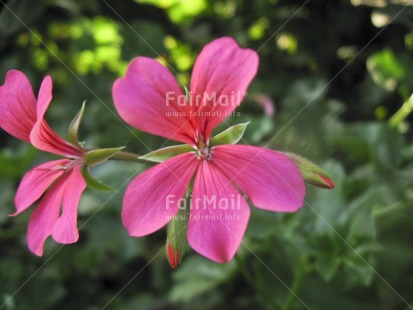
113 37 305 263
0 70 86 256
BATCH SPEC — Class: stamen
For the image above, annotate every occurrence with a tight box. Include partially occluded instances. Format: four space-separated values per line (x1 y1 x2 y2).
196 146 211 161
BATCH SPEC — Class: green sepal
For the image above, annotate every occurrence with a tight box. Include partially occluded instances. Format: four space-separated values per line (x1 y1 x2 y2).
166 190 191 269
184 85 190 102
81 167 116 191
68 101 86 148
85 147 125 166
139 144 194 163
284 153 335 189
209 122 250 146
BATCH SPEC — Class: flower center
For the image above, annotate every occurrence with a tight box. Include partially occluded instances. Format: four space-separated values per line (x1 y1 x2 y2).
196 147 211 161
196 138 211 161
51 158 82 172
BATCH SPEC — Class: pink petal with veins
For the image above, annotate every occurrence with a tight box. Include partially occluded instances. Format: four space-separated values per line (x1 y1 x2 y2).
29 76 82 157
190 37 259 141
30 120 83 157
27 172 67 256
212 145 305 212
188 160 250 263
52 165 86 244
122 152 199 237
113 57 197 145
0 70 37 142
13 159 70 216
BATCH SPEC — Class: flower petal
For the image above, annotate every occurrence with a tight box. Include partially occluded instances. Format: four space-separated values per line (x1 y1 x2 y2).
52 165 86 244
35 75 53 119
190 37 259 141
29 76 82 157
212 145 305 212
188 160 250 263
0 70 37 142
13 159 70 216
113 57 196 145
30 121 83 157
27 172 68 256
122 152 199 237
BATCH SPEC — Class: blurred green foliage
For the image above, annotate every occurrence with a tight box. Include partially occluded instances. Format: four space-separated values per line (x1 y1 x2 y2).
1 0 413 309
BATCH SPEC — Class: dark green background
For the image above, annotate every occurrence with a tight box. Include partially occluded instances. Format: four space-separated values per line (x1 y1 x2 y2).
1 0 413 309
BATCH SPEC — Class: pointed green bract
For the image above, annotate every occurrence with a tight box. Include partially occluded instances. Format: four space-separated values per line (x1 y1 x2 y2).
139 144 194 163
85 147 125 166
284 153 335 189
166 191 191 269
209 122 250 146
184 85 190 102
81 167 116 191
68 101 86 148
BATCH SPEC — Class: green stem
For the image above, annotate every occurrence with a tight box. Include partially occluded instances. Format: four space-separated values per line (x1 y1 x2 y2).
109 151 155 164
389 94 413 127
282 267 306 310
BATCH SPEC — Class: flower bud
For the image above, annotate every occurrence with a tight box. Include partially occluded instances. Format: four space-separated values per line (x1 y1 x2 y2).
284 153 335 189
166 192 190 268
167 242 181 269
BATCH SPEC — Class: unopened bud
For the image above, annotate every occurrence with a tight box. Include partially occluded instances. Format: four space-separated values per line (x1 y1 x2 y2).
167 242 181 269
284 153 335 189
166 192 190 268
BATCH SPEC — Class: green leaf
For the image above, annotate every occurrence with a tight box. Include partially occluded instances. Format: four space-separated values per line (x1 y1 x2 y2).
84 147 125 166
367 49 405 91
330 122 403 169
170 256 236 302
139 144 194 163
68 101 86 148
343 257 375 286
315 255 341 282
81 167 116 191
209 122 250 146
283 153 335 189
